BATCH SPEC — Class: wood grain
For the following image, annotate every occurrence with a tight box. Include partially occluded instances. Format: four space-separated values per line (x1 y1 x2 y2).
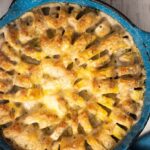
100 0 150 32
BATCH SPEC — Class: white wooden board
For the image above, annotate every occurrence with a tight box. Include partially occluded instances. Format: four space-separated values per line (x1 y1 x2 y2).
101 0 150 32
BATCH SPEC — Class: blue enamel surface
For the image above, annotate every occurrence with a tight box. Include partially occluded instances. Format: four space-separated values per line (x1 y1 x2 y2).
0 0 150 150
132 132 150 150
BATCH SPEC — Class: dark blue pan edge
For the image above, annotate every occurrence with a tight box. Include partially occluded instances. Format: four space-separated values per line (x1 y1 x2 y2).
0 0 150 150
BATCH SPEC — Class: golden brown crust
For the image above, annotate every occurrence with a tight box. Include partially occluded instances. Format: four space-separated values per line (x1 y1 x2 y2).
60 135 85 150
0 51 15 71
0 3 145 150
1 42 20 62
3 123 52 150
0 103 23 125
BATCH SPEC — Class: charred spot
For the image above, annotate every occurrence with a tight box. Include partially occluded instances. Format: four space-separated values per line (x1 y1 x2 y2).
53 55 60 59
85 140 93 150
0 100 9 105
67 62 73 70
100 50 109 57
56 6 60 10
90 54 100 60
0 33 4 39
98 103 111 115
52 13 59 18
21 55 40 65
78 90 91 101
80 63 87 68
15 102 22 107
123 35 129 39
134 87 143 90
22 16 33 26
45 56 51 59
129 113 137 120
111 135 119 143
68 6 74 14
76 8 96 20
71 32 80 44
9 108 16 118
74 78 82 85
27 38 41 50
32 123 39 128
9 85 21 94
86 39 100 49
62 29 65 36
61 127 73 137
76 10 85 20
42 127 54 135
42 7 50 16
116 123 128 131
46 29 56 39
78 124 85 134
88 113 100 128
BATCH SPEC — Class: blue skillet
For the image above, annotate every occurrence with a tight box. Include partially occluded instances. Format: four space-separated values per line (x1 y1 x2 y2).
0 0 150 150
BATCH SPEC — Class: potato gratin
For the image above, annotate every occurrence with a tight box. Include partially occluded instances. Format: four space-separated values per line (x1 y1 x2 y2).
0 3 145 150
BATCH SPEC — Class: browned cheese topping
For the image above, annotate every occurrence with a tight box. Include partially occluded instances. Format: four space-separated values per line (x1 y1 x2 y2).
0 3 145 150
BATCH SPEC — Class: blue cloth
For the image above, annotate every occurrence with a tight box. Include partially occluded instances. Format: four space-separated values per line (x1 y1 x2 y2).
131 133 150 150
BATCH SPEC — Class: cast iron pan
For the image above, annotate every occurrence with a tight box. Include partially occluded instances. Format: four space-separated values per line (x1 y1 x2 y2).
0 0 150 150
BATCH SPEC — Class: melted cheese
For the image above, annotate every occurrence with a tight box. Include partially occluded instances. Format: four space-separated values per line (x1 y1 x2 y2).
0 3 145 150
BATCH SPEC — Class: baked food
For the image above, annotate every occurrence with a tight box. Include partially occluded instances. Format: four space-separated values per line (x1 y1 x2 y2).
0 2 145 150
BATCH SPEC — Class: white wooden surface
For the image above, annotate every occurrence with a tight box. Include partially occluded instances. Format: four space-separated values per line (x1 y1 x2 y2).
101 0 150 32
0 0 150 135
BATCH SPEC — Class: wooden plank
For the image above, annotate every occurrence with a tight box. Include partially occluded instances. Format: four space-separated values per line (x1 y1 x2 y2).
100 0 150 32
0 0 12 19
